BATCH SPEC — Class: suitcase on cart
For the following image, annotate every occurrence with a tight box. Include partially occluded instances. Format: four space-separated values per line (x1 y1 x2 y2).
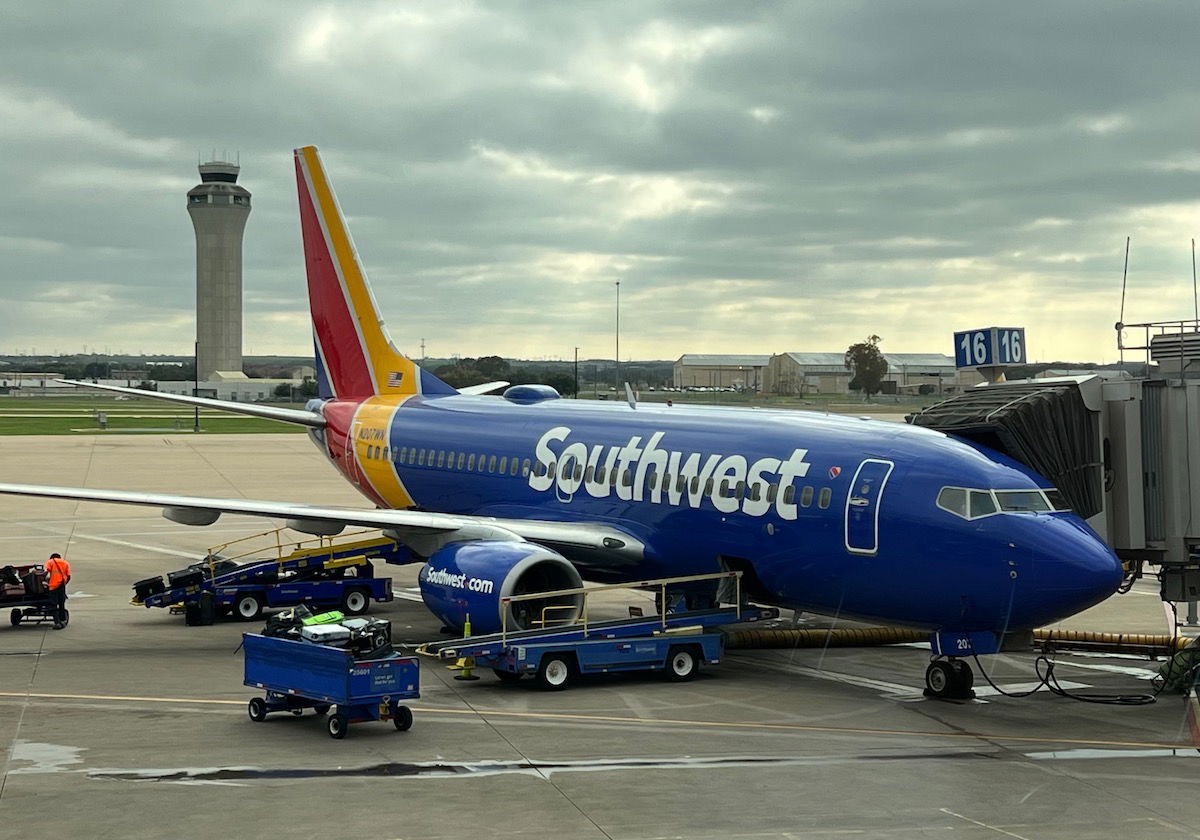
23 571 46 597
167 568 204 589
300 624 351 646
1 582 24 600
133 575 165 601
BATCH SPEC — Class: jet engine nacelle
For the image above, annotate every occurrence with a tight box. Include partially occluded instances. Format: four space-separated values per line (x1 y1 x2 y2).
418 541 584 635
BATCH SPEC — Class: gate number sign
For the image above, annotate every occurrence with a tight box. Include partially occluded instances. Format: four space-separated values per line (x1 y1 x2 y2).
953 327 1025 369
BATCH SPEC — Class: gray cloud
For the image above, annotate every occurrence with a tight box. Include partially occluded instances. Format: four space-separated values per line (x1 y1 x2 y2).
0 1 1197 362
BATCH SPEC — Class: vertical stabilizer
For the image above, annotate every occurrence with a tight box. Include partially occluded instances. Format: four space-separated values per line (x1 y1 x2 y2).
294 145 455 400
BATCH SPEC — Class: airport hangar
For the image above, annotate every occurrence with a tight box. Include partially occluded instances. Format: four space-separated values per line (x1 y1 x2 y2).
673 352 983 394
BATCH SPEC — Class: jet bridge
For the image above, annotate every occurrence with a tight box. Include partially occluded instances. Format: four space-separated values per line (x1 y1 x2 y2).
908 342 1200 620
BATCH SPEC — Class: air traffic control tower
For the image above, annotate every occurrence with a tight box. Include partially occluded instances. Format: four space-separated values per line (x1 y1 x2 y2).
187 160 250 380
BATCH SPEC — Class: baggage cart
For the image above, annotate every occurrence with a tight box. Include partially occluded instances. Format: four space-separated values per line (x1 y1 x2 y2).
418 572 777 690
242 633 419 739
4 564 66 629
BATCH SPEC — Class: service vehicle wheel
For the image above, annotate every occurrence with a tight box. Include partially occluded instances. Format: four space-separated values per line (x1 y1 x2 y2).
340 588 369 616
327 712 349 739
248 697 267 722
493 668 523 683
235 594 263 621
536 655 573 691
10 609 21 627
665 646 699 682
392 705 413 731
924 660 956 698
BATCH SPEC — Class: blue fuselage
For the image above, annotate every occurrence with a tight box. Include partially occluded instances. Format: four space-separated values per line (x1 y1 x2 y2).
320 394 1122 635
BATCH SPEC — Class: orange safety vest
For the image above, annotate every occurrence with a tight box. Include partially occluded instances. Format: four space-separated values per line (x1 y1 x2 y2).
46 557 71 591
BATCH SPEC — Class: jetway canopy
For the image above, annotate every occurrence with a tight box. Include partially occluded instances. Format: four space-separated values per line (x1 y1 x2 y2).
906 382 1102 519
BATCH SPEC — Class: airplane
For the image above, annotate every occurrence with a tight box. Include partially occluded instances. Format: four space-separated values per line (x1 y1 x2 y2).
0 146 1123 699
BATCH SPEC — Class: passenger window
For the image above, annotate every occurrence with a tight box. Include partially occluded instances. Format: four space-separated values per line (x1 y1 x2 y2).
417 449 426 466
488 455 497 473
784 485 796 505
649 472 658 490
595 466 606 483
437 451 446 468
585 465 595 483
937 487 968 518
818 488 832 509
767 483 778 503
610 468 619 486
705 478 715 495
735 481 745 500
690 476 700 494
522 458 531 477
477 454 487 472
548 463 557 480
799 486 812 507
447 450 456 467
718 479 729 497
677 475 687 492
623 469 633 487
574 462 583 481
499 456 508 474
398 447 407 464
467 454 476 470
970 490 997 518
750 483 761 502
510 458 519 477
457 453 466 470
383 447 390 461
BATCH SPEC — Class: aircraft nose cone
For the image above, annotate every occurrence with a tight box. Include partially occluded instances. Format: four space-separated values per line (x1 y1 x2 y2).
1026 518 1124 623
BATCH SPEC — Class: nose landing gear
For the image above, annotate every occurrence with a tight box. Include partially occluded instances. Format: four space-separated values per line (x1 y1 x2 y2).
924 657 976 700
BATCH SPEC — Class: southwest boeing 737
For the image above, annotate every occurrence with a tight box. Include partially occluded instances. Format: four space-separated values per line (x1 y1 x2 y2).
0 146 1123 699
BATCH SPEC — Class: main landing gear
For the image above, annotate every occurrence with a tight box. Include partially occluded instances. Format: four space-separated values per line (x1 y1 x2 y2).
924 656 975 700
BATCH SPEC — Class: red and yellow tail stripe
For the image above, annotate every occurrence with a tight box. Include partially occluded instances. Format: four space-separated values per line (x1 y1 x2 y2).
294 145 450 399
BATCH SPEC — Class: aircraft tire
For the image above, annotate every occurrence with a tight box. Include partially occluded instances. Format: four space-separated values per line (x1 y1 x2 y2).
924 660 956 698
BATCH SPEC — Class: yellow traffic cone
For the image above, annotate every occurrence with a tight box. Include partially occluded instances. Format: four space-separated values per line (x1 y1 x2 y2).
452 614 479 681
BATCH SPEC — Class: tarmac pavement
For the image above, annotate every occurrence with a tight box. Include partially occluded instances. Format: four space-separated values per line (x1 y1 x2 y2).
1 434 1198 840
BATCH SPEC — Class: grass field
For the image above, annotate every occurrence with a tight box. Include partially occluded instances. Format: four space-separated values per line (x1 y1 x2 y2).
0 396 307 435
0 390 938 435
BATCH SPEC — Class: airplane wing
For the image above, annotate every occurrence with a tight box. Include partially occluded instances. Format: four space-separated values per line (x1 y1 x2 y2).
458 381 509 396
0 482 645 562
56 380 325 428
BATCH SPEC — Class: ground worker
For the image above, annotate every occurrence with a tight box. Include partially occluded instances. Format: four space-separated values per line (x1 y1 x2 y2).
45 552 71 629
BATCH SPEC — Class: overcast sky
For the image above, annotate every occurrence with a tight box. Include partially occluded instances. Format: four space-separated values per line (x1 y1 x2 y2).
1 1 1197 363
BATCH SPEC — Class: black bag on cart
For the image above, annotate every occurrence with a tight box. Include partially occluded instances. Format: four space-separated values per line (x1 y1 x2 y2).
167 568 204 589
23 571 46 597
132 575 165 601
0 566 19 586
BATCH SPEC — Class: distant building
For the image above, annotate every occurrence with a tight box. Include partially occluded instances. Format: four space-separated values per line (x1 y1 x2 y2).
673 355 770 390
766 352 973 395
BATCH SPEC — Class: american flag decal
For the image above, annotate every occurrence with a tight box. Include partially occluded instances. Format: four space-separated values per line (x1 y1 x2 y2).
387 371 404 387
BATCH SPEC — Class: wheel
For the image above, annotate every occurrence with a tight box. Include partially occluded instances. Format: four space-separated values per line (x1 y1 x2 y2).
340 588 369 616
10 609 21 627
327 712 349 739
291 708 304 716
392 705 413 731
924 660 956 698
665 646 699 682
248 697 267 722
235 594 263 621
536 654 573 691
949 658 975 692
493 668 523 683
313 704 331 716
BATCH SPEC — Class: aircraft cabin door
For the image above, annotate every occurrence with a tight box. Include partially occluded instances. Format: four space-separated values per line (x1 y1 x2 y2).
345 418 363 489
844 459 894 555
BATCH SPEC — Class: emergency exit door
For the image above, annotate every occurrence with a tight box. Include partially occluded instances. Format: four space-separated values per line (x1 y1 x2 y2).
844 459 893 555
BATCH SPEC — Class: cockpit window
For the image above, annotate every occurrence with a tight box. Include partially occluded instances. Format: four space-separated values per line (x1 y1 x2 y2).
1044 489 1071 511
969 490 997 518
995 490 1051 513
936 487 968 518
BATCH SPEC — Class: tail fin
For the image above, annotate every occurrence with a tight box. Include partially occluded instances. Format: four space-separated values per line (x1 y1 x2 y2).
294 145 456 400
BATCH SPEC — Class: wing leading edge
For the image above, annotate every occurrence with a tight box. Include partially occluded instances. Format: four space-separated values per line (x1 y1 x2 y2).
0 482 645 562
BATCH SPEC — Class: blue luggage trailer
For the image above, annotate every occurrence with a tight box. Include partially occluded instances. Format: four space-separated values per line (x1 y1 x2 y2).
242 633 420 739
135 531 405 624
419 572 778 690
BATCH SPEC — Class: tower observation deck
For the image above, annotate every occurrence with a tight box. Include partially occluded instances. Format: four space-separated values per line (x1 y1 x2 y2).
188 161 250 380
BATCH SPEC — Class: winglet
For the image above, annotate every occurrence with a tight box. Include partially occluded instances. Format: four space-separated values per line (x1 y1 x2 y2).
293 146 455 400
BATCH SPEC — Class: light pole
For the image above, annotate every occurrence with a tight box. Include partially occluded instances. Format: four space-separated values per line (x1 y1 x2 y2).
614 280 621 392
573 347 579 399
